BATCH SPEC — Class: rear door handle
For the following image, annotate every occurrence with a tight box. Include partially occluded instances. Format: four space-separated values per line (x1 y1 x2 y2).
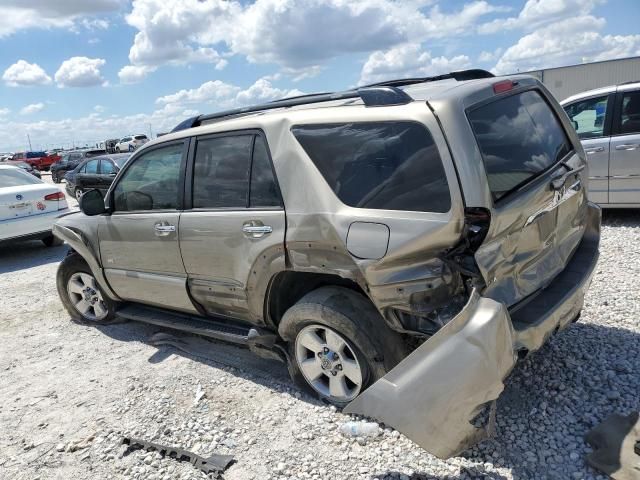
242 223 272 238
154 223 176 236
584 146 604 154
615 144 639 151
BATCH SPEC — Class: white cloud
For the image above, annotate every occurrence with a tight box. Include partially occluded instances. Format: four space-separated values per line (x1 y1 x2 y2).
479 0 603 34
20 103 45 115
0 0 125 38
2 60 52 87
359 43 471 85
54 57 107 87
493 16 640 74
119 0 502 79
118 65 156 84
0 108 10 116
156 77 303 111
478 48 503 63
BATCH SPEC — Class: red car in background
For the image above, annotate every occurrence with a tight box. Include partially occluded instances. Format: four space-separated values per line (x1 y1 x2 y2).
11 151 61 171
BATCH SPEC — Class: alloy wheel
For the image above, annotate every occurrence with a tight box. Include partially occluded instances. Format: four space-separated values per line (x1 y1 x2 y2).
294 324 364 402
66 272 108 321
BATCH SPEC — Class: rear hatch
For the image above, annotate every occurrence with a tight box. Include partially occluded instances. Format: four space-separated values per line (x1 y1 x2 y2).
463 81 589 308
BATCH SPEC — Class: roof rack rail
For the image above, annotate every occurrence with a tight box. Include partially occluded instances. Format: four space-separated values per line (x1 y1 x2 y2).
169 69 493 132
171 86 412 132
362 69 495 88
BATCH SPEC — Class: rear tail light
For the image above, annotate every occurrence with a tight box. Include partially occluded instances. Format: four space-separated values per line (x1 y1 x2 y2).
44 191 65 201
493 80 515 94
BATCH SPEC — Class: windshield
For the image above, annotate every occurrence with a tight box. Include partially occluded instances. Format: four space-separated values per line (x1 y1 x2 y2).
112 154 131 167
0 168 42 187
468 90 571 202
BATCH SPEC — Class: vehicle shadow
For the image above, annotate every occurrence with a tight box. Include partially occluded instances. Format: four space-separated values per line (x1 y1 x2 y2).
94 318 303 399
0 240 67 274
601 208 639 226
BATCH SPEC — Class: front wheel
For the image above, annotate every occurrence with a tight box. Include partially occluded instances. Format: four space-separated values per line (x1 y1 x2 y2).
56 253 119 324
279 287 407 407
75 188 83 200
52 172 60 183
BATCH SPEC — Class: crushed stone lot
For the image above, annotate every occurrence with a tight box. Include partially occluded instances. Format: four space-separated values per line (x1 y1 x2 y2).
0 206 639 480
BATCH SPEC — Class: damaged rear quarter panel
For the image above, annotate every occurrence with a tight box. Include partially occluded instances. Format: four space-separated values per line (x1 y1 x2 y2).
344 290 517 459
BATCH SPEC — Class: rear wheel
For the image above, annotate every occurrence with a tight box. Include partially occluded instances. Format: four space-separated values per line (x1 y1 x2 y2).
52 171 60 183
115 147 121 153
75 188 83 200
57 253 119 324
279 286 407 407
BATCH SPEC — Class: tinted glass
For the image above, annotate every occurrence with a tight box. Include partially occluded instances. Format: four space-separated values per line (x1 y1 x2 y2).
619 90 640 135
564 95 608 139
101 160 117 174
0 168 41 187
250 136 280 207
292 122 450 212
27 152 46 158
134 135 148 140
85 159 99 174
193 135 252 208
113 143 183 211
468 90 571 201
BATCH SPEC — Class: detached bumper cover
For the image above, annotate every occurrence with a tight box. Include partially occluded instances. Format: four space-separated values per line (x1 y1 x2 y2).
345 203 601 459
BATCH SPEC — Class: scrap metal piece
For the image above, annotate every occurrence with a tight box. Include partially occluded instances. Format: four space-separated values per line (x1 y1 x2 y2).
585 412 640 480
121 437 234 476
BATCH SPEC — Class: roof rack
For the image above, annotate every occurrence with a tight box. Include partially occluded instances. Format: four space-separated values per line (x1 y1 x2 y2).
361 69 494 88
170 69 494 132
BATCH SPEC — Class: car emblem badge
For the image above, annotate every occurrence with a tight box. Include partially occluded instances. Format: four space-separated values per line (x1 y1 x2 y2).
16 194 23 200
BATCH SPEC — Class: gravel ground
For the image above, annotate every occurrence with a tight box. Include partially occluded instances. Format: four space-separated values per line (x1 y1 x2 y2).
0 181 638 480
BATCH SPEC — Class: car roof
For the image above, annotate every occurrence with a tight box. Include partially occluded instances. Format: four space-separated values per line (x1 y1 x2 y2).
561 80 640 105
147 72 531 148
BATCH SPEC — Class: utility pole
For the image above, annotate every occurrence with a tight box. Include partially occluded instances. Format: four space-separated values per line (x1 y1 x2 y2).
27 134 33 151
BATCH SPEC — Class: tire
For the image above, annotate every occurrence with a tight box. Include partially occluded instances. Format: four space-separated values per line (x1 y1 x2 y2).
115 147 120 153
42 234 63 247
278 286 407 407
75 188 83 200
52 171 60 183
56 253 119 325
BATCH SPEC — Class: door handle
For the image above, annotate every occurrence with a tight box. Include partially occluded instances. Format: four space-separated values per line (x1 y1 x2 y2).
615 144 639 151
584 146 604 154
154 223 176 236
242 223 272 238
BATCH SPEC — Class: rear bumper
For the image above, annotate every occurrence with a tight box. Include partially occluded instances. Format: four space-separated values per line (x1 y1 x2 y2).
0 207 71 241
345 202 601 458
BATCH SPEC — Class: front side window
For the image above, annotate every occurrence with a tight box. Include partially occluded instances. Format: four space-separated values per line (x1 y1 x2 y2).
468 90 572 202
113 143 184 211
619 90 640 135
292 122 451 212
192 135 253 208
564 95 609 139
85 159 99 174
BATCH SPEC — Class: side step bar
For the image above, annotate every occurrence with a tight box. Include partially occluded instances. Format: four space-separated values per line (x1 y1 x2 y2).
116 304 255 345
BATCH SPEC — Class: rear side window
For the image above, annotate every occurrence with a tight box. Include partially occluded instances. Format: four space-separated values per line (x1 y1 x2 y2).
193 135 253 208
468 90 571 202
250 136 280 207
291 122 451 213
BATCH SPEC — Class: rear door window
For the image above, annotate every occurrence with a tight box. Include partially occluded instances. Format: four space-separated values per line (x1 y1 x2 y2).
563 95 609 139
617 90 640 135
84 159 99 174
468 90 571 202
291 122 451 213
250 136 281 207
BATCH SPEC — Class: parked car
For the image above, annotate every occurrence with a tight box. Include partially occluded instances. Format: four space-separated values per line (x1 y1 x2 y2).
65 153 131 200
53 70 600 459
0 164 69 246
51 149 107 183
115 134 149 152
12 151 60 171
9 161 42 179
561 82 640 207
0 153 13 162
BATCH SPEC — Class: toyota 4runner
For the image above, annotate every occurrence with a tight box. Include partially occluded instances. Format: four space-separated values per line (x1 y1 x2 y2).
53 69 600 458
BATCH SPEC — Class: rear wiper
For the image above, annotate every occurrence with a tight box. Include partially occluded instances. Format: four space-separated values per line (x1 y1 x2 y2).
550 162 585 190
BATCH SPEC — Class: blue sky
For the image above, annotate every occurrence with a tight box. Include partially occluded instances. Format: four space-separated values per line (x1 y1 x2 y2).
0 0 638 151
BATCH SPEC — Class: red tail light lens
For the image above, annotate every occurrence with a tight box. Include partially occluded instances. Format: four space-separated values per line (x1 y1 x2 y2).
493 80 514 94
44 191 65 201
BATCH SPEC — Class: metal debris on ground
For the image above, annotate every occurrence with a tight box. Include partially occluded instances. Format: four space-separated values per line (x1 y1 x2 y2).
121 437 234 477
585 412 640 480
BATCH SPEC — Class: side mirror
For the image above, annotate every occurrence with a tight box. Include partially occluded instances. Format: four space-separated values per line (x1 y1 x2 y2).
572 120 579 131
79 189 108 216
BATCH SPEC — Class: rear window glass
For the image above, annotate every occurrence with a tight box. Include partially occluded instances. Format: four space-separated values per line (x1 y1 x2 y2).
468 90 571 202
0 168 41 187
134 135 147 140
291 122 451 213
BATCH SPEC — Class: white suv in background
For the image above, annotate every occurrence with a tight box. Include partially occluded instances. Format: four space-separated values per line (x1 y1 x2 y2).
115 134 149 152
